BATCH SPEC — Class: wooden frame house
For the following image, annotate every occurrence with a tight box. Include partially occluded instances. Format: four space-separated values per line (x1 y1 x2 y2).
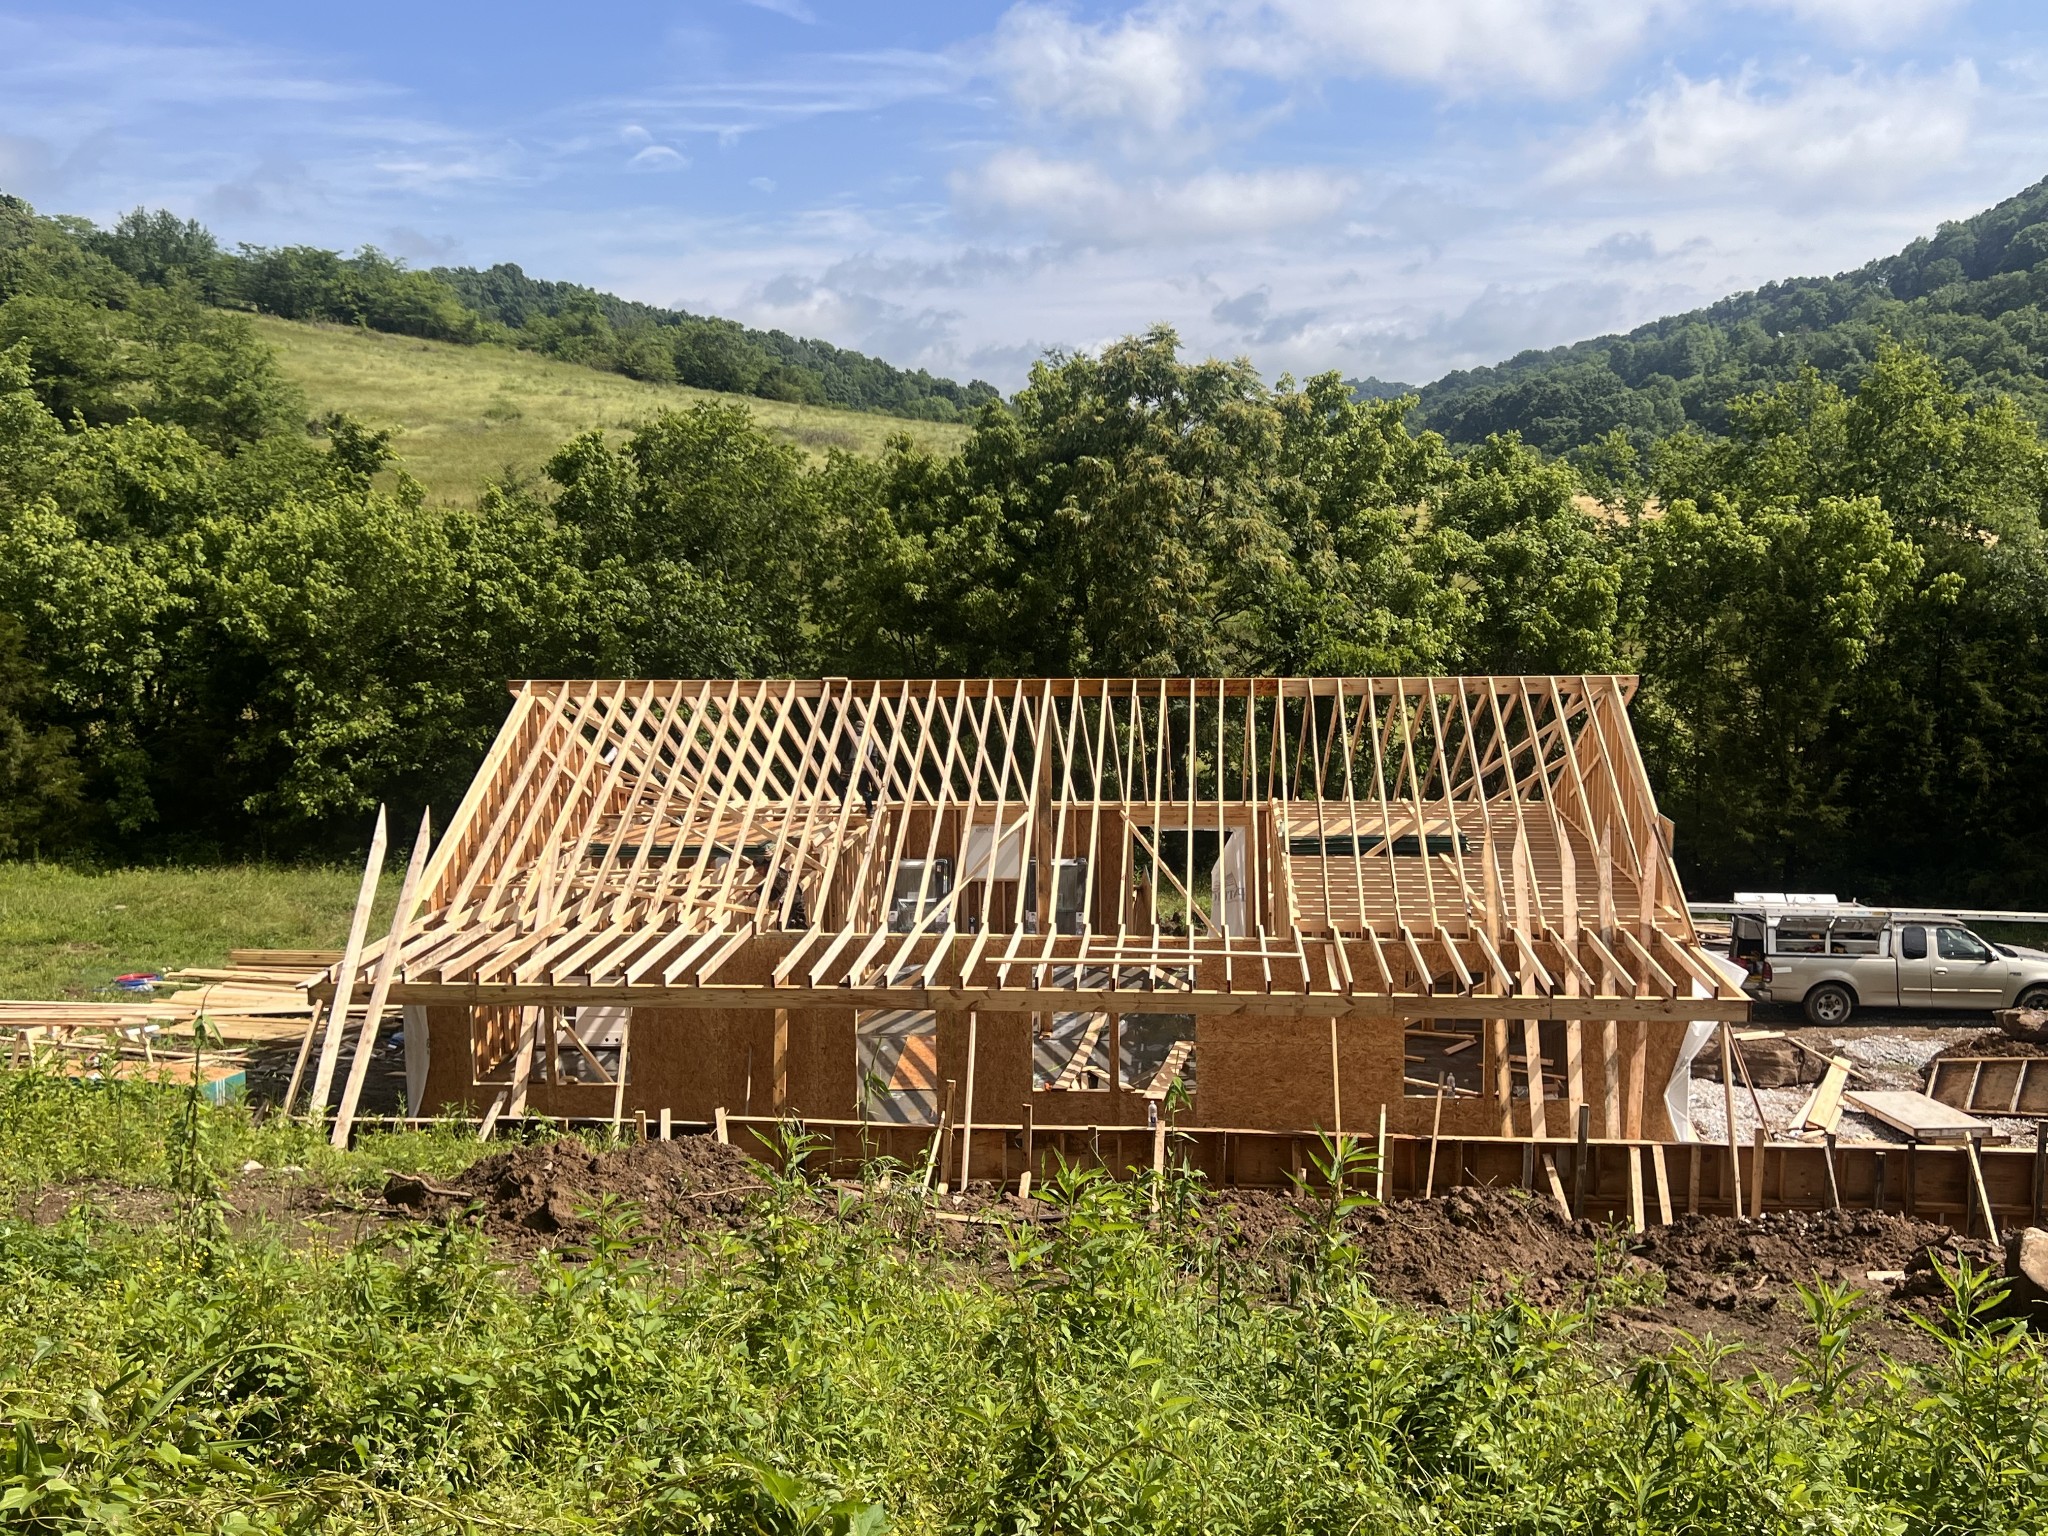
312 675 1748 1179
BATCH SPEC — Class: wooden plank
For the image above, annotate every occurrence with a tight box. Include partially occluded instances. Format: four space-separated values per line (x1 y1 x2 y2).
1844 1091 1993 1141
307 807 389 1117
332 807 435 1147
1540 1152 1570 1219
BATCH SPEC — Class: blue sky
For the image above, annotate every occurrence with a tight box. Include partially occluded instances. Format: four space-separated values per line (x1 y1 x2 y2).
3 1 2046 391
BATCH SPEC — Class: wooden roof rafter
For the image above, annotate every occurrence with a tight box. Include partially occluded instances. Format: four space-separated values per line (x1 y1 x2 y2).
334 675 1744 1022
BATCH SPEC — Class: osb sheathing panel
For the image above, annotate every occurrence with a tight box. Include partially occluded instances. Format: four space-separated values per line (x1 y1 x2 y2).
1187 1017 1687 1139
421 1004 478 1113
935 1010 1034 1125
784 1008 858 1118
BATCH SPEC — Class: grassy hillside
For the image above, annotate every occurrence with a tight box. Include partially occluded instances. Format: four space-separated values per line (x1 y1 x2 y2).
1408 173 2048 454
256 316 971 502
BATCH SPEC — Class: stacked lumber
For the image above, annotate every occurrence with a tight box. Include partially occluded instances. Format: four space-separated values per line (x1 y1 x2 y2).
0 950 337 1052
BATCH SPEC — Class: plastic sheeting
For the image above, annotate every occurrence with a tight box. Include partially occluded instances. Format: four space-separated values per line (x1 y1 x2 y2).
1663 949 1752 1143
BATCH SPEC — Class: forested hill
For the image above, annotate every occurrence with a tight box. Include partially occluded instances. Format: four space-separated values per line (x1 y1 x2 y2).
1403 173 2048 454
11 194 999 422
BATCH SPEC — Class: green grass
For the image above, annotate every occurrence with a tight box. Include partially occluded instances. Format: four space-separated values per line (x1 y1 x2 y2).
0 863 395 999
0 1092 2042 1533
256 315 971 503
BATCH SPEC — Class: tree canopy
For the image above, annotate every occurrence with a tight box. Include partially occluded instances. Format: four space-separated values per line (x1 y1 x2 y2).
3 192 2047 904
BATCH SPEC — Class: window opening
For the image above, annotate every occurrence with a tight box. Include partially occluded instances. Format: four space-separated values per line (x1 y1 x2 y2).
1404 1021 1485 1097
856 1008 937 1124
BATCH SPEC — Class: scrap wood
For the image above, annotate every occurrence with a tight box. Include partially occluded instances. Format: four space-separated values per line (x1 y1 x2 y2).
1792 1056 1853 1137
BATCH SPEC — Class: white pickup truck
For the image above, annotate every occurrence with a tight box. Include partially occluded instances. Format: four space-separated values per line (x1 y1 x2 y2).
1723 899 2048 1025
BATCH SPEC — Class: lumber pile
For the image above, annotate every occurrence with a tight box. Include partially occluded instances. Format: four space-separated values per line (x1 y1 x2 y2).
0 950 339 1069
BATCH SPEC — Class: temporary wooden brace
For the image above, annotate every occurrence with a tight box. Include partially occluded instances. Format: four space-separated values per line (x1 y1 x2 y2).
1540 1152 1570 1219
1627 1146 1646 1234
332 807 434 1148
307 808 388 1117
281 1007 322 1118
1966 1137 1999 1244
1650 1143 1673 1226
1423 1073 1448 1199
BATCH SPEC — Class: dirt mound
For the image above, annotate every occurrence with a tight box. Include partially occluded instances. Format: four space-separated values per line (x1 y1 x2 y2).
1928 1029 2048 1065
1634 1208 1997 1311
384 1134 765 1243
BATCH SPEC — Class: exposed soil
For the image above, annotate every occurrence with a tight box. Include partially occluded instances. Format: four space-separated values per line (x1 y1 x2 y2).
19 1130 2027 1367
381 1134 766 1246
1927 1029 2048 1065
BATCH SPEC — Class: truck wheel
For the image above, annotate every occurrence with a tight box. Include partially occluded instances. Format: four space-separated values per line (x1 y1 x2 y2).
2019 984 2048 1012
1804 983 1854 1027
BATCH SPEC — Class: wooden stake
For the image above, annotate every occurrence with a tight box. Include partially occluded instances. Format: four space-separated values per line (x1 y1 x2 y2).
1423 1072 1448 1199
1720 1023 1743 1218
1627 1145 1645 1234
771 1009 790 1112
1650 1143 1672 1226
634 1108 647 1142
1329 1016 1343 1135
1019 1101 1034 1200
660 1106 671 1141
307 807 389 1118
1150 1110 1168 1214
1571 1102 1591 1218
1821 1131 1841 1211
923 1078 955 1193
959 1013 979 1188
1749 1128 1767 1218
1374 1104 1388 1203
1686 1143 1700 1216
2033 1122 2046 1227
1540 1152 1570 1219
714 1105 729 1145
332 807 433 1148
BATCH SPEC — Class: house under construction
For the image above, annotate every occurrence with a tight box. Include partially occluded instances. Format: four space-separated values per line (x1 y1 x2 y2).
302 675 1766 1193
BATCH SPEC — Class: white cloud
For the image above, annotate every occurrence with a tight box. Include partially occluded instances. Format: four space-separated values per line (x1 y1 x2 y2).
1739 0 1963 47
1255 0 1682 99
989 4 1211 139
627 144 690 171
983 0 1683 148
1548 62 1979 198
958 148 1355 241
742 0 820 21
